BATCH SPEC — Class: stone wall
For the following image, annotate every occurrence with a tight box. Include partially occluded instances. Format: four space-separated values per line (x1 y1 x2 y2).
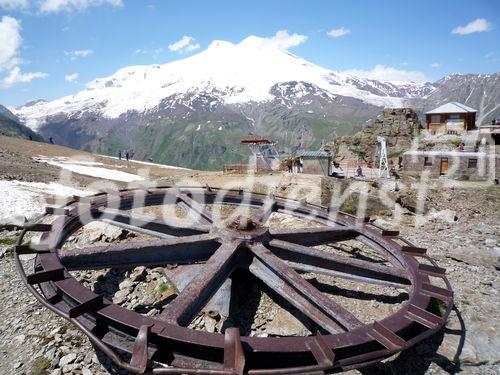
402 151 497 181
328 108 422 161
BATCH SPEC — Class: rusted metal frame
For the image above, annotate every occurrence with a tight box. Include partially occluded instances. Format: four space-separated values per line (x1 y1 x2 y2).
159 240 241 326
269 226 359 247
15 187 454 374
176 193 214 225
97 207 211 237
16 259 147 374
59 234 219 270
268 239 410 288
273 201 404 270
223 327 245 375
247 197 277 225
250 243 363 333
248 256 345 334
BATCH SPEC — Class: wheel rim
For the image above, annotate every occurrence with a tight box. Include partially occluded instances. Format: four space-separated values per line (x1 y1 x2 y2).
15 186 454 374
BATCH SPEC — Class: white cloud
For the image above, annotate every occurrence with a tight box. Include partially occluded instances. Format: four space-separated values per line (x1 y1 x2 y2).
168 36 200 54
430 62 442 68
0 0 28 9
0 16 23 71
344 64 429 83
452 18 492 35
39 0 123 13
2 66 47 87
327 27 350 38
263 29 307 49
64 49 94 60
65 72 78 82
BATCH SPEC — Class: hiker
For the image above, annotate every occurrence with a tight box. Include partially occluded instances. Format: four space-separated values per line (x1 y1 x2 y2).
49 136 54 144
492 118 496 125
296 157 303 173
356 166 364 177
28 135 32 141
286 158 293 173
125 151 130 162
118 150 122 160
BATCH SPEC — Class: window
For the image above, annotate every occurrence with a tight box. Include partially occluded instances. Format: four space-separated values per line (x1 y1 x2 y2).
468 158 477 168
430 115 441 124
424 157 432 166
449 114 460 119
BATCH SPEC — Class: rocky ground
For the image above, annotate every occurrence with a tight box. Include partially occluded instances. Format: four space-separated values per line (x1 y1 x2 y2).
0 137 498 375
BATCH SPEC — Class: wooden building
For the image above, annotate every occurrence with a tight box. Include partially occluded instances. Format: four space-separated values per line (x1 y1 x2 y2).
426 102 477 134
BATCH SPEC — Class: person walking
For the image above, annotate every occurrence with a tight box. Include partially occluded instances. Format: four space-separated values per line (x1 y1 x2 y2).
286 158 293 173
49 136 54 144
296 157 303 173
125 151 130 162
118 150 122 160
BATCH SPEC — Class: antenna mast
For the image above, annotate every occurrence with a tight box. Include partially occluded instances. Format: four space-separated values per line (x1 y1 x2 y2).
377 136 389 178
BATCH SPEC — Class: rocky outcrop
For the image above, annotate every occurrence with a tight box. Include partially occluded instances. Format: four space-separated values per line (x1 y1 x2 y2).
327 108 421 161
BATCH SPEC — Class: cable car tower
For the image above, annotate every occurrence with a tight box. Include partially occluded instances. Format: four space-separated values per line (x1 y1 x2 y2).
240 137 281 171
377 136 389 178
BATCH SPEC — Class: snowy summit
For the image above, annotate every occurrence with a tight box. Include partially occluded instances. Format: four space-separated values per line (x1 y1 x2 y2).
15 36 433 130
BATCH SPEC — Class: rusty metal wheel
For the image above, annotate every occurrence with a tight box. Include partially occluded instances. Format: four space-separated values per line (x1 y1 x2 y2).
15 186 453 374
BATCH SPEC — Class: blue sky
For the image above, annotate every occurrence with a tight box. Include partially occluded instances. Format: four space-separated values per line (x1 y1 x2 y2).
0 0 499 107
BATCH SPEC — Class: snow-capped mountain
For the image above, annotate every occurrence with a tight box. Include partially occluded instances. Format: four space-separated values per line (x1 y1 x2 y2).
11 36 498 170
15 36 433 130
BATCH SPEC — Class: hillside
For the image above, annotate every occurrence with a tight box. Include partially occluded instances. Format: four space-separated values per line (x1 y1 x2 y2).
13 37 433 170
408 73 500 124
12 38 499 170
0 105 42 141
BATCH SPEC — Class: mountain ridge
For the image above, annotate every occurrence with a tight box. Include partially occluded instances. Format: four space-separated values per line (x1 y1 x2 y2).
10 37 499 170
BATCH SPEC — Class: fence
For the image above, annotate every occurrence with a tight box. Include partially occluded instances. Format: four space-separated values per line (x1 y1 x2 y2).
222 162 276 174
338 160 385 179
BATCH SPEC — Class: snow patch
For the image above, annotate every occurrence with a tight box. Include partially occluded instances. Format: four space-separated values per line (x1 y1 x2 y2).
0 180 94 223
34 156 145 182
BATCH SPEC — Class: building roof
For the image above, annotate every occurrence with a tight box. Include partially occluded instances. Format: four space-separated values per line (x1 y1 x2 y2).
426 102 477 114
403 150 487 157
240 137 273 144
300 150 332 158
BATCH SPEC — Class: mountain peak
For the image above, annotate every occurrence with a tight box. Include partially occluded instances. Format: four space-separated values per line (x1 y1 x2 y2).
237 35 266 48
207 40 235 49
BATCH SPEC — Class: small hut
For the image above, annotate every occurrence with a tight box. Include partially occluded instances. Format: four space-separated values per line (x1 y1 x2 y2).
299 150 333 176
426 102 477 134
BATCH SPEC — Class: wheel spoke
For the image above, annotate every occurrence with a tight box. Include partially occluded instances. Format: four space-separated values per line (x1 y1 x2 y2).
98 207 211 238
177 193 213 224
269 240 410 288
59 234 218 270
269 226 359 246
248 197 277 224
249 243 362 333
159 240 241 326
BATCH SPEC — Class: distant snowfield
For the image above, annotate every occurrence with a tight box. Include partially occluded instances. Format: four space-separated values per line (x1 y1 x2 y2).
34 156 146 182
100 155 189 170
0 180 94 223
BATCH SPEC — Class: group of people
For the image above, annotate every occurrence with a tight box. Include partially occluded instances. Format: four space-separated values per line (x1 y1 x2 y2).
118 150 131 161
491 118 500 125
286 157 303 173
